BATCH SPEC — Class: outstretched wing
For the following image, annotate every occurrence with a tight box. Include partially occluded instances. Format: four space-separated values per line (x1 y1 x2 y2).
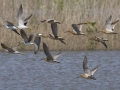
1 43 14 52
58 39 66 45
105 15 112 30
28 34 34 42
11 29 20 35
17 4 24 26
34 34 41 54
83 56 90 75
24 13 33 26
99 38 108 48
91 65 98 75
43 43 53 60
71 24 81 34
20 29 28 43
111 20 119 30
51 23 58 37
53 52 61 60
6 21 14 26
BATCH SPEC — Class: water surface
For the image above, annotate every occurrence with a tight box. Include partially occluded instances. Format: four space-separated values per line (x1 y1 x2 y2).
0 51 120 90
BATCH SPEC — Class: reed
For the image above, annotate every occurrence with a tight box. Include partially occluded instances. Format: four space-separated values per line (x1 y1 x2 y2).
0 0 120 51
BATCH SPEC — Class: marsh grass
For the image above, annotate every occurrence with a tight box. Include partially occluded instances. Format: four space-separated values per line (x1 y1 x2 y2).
0 0 120 51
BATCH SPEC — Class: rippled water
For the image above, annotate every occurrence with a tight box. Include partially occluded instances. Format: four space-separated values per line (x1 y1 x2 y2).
0 51 120 90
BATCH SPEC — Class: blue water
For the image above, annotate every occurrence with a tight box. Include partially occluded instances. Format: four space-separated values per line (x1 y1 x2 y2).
0 51 120 90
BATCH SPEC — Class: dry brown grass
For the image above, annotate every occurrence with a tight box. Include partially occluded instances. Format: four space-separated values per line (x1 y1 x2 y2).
0 0 120 51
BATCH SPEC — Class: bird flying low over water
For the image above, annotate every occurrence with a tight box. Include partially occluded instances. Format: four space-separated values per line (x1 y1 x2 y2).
17 4 33 30
64 23 87 35
41 19 66 45
80 56 98 80
18 29 42 54
41 42 61 63
98 15 119 34
1 43 23 54
90 36 108 48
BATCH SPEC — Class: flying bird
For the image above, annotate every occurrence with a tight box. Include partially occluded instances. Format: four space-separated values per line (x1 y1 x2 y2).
0 21 20 35
90 36 108 48
98 15 119 34
41 19 66 45
17 4 33 30
64 23 87 35
41 42 61 63
1 43 23 54
0 13 33 35
80 56 98 80
18 29 41 54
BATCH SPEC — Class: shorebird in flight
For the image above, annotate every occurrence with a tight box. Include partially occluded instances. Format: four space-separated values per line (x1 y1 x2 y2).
0 12 33 34
41 19 66 45
1 43 23 54
0 21 20 35
80 56 98 80
98 15 119 34
64 23 87 35
18 29 41 54
90 36 108 48
17 4 33 30
41 42 61 63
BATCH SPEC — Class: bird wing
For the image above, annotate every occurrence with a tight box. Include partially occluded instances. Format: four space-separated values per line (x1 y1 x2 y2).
24 13 33 26
43 43 53 60
51 23 58 37
5 21 20 35
99 38 108 48
1 43 15 52
111 20 119 30
6 21 14 26
79 25 83 31
71 24 81 33
83 56 91 75
58 39 66 45
20 29 28 43
105 15 112 30
28 34 34 42
77 23 87 31
11 29 20 35
53 52 61 60
100 41 108 48
90 65 98 75
47 19 54 23
34 35 41 54
17 4 24 26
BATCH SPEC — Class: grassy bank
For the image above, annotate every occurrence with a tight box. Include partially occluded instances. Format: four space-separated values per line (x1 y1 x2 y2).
0 0 120 51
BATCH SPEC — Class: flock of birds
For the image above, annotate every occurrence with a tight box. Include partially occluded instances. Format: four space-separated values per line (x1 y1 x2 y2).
0 4 119 80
